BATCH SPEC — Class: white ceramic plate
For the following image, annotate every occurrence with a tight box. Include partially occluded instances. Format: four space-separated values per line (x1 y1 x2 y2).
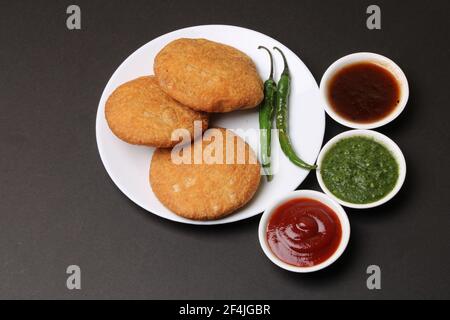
96 25 325 225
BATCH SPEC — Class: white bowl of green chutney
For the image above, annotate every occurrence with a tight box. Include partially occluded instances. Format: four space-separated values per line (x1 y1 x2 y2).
316 130 406 209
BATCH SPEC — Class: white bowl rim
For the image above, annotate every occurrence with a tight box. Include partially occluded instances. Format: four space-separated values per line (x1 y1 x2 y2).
316 130 407 209
320 52 409 129
258 189 350 273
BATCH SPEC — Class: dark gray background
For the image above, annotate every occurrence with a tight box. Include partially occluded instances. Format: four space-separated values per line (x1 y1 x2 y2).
0 0 449 299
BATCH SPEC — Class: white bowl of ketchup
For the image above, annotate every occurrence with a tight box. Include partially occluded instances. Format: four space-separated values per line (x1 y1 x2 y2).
258 190 350 273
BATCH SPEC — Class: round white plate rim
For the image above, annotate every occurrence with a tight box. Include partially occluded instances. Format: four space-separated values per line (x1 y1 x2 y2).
96 24 325 225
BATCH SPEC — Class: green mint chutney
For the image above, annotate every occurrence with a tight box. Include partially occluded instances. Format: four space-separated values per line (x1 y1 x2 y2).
320 136 399 204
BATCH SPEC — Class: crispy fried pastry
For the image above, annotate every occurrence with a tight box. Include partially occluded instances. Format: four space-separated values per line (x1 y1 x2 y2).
154 39 263 113
105 76 208 147
150 128 261 220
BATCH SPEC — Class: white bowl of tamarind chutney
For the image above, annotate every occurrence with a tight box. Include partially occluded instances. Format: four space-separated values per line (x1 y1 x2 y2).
320 52 409 129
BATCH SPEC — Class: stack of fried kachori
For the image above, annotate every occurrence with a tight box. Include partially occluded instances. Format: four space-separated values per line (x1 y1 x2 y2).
105 38 263 220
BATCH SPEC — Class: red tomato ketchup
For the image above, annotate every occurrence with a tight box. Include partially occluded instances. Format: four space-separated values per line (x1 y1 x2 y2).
266 198 342 267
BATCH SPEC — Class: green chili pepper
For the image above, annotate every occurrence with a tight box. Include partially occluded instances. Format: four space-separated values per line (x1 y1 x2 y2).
258 46 277 181
273 47 317 170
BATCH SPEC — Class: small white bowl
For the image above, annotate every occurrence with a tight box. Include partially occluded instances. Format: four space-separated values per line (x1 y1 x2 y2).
316 130 407 209
258 190 350 273
320 52 409 129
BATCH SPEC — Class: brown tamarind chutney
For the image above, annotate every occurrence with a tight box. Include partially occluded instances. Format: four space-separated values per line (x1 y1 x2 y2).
327 62 400 123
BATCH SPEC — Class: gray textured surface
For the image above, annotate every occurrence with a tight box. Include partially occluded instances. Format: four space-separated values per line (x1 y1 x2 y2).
0 0 449 299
